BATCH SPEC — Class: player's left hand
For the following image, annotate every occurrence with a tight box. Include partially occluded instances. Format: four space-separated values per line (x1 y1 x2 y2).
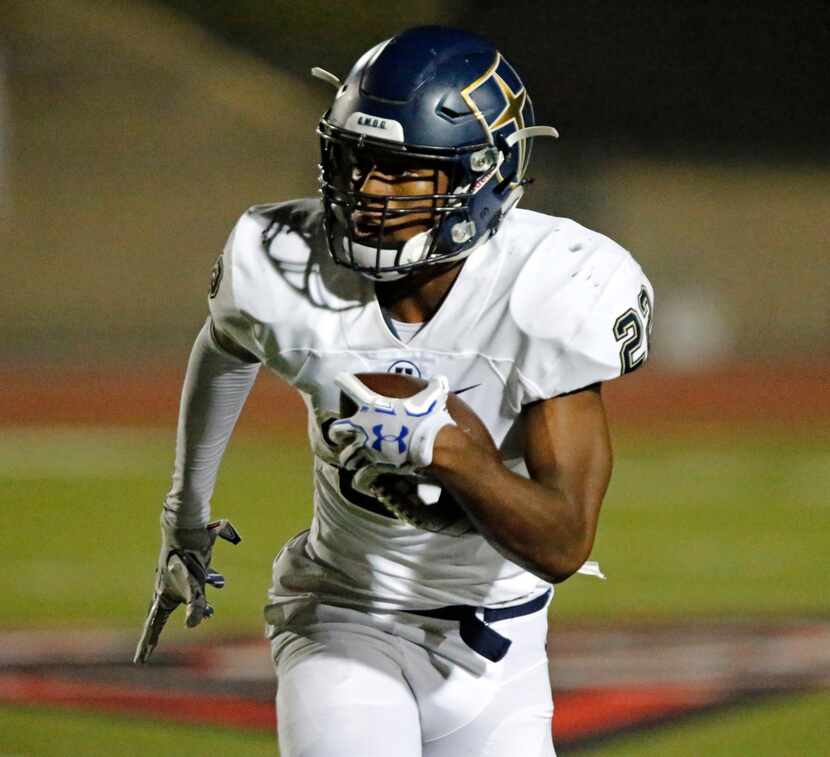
329 372 456 470
133 518 241 664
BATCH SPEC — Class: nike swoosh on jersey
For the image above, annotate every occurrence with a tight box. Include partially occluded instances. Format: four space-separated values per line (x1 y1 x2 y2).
452 383 481 395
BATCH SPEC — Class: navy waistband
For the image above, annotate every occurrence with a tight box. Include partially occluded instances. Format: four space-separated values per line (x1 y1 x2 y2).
407 589 551 663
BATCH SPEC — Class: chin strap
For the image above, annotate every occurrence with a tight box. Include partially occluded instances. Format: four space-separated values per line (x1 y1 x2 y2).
345 230 480 282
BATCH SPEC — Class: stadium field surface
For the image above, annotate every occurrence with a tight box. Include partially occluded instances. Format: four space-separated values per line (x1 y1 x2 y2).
1 391 827 753
2 690 828 756
2 425 827 628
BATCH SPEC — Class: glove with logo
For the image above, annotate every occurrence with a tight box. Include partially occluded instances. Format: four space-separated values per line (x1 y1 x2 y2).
133 517 241 664
329 372 456 471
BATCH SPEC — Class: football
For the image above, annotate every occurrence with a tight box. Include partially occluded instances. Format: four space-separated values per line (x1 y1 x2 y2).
339 372 497 536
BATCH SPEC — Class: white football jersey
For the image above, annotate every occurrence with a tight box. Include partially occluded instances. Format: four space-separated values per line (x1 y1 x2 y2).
208 199 653 622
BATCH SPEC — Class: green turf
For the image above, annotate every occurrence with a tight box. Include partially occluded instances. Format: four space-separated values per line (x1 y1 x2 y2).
0 704 277 756
2 691 829 757
565 690 830 756
554 430 830 619
1 426 827 629
0 428 313 636
0 425 828 757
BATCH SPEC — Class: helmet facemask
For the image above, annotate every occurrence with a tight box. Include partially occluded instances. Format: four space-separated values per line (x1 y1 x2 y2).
319 128 494 281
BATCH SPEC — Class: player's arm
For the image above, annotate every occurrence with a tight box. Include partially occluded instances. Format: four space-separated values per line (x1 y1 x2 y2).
135 317 260 663
160 234 263 536
427 384 612 584
431 241 653 582
162 317 260 530
211 319 259 363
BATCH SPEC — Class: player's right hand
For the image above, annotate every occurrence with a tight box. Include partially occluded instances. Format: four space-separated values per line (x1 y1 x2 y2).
329 372 456 470
133 518 241 664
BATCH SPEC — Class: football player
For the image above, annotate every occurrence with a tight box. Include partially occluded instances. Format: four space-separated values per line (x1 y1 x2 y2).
136 26 653 757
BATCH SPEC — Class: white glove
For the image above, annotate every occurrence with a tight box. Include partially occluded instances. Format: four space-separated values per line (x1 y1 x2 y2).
329 372 456 470
134 517 241 664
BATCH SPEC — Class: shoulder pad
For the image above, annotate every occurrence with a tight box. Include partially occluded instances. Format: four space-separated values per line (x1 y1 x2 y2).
213 199 332 324
207 208 275 360
510 220 632 343
509 220 654 398
208 199 369 362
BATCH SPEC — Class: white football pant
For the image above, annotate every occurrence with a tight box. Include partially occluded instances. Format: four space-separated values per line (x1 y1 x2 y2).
272 603 555 756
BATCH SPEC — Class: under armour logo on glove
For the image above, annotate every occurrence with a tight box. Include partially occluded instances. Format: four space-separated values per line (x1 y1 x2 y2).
371 423 410 454
329 373 455 470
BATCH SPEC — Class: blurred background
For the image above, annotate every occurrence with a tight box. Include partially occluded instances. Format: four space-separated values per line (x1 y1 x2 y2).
1 1 828 755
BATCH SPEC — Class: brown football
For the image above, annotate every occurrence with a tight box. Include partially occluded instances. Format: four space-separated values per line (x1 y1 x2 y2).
338 372 497 536
339 373 497 453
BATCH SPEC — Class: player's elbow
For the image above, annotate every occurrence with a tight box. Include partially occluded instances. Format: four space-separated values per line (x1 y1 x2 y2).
541 547 592 584
509 536 588 585
547 555 589 584
539 526 596 584
547 496 603 582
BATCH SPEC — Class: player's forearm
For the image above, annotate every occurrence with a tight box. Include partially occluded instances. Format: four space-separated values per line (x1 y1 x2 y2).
428 427 598 583
162 319 260 529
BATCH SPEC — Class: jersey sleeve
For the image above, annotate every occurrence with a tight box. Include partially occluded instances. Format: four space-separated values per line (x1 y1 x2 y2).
557 256 654 394
207 211 273 362
511 234 654 403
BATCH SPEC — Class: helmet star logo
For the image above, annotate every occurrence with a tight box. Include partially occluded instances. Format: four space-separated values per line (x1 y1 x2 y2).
459 55 531 185
489 74 527 133
488 72 529 186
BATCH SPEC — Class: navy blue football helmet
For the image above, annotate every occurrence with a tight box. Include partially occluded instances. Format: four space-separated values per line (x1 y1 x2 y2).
313 26 558 280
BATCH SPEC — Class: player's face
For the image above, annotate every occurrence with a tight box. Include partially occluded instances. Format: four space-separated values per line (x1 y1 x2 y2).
349 155 450 244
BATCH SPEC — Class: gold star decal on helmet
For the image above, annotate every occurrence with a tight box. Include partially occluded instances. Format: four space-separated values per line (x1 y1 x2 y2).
458 54 531 186
489 73 527 132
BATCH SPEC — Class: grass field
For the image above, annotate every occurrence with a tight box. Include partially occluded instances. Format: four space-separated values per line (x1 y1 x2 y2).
2 424 828 755
3 689 829 756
